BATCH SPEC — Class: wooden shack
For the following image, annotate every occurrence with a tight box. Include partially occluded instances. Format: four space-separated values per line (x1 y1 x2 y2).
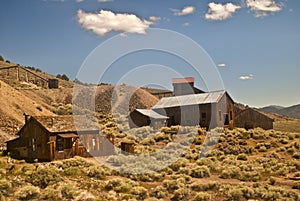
120 142 135 154
152 90 235 129
6 115 115 162
48 79 59 89
234 107 274 130
129 109 168 129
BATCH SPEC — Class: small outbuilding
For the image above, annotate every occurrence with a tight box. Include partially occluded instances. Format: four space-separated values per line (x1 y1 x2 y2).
152 90 235 129
48 79 59 89
234 107 274 130
129 109 168 129
6 115 115 162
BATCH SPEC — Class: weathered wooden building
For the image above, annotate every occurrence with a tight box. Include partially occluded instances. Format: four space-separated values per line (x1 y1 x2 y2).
234 107 274 130
129 109 168 129
152 90 235 129
6 115 115 162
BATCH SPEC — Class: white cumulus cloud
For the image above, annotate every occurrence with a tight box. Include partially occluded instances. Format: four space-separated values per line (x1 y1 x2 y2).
149 16 161 23
239 74 254 80
77 9 153 36
218 63 226 67
183 22 190 27
246 0 282 17
205 2 241 20
173 6 196 16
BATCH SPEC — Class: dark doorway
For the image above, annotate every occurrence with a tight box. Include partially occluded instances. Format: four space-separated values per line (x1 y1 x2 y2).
224 114 229 125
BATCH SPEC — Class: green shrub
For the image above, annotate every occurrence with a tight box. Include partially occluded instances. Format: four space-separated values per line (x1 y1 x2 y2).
269 177 276 185
87 166 106 179
237 154 248 161
15 185 40 200
26 166 62 188
0 179 11 196
105 178 138 194
196 158 217 172
292 152 300 159
163 179 183 193
171 188 191 201
57 156 93 169
193 192 211 201
190 181 219 191
150 186 168 199
190 165 210 178
240 170 260 182
44 186 62 201
0 193 5 201
131 186 148 200
293 181 300 189
60 183 78 199
74 191 96 201
227 188 243 201
169 158 189 171
219 166 241 179
64 166 83 176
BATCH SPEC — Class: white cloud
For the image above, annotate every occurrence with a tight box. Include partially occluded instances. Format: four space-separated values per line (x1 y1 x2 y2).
205 2 241 20
239 74 254 80
217 63 226 67
246 0 282 17
183 22 190 27
149 16 161 23
77 9 153 36
119 33 128 37
173 6 196 16
76 0 84 2
97 0 113 2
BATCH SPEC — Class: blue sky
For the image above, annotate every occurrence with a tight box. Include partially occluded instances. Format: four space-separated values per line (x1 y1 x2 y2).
0 0 299 107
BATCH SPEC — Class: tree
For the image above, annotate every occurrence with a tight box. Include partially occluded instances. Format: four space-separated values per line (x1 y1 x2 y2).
61 74 69 81
0 55 4 61
56 74 69 81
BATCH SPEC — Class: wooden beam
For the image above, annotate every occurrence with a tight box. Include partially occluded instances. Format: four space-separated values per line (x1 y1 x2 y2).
20 67 48 82
0 65 19 70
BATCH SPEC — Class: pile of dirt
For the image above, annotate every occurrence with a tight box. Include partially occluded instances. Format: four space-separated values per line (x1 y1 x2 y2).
73 84 159 115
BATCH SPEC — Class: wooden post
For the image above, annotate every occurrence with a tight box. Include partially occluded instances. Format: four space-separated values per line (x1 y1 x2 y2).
49 141 54 161
16 67 20 81
25 71 29 82
75 138 79 156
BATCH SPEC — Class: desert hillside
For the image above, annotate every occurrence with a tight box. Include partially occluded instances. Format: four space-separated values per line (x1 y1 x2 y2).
0 80 55 146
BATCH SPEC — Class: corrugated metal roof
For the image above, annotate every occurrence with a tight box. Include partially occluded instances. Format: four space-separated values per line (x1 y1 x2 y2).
136 109 169 119
152 90 226 109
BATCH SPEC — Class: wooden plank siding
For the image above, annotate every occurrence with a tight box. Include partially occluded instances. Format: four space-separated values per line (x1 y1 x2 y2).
6 115 115 162
235 108 273 130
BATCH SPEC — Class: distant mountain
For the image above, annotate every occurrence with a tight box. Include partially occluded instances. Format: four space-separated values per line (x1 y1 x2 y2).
276 104 300 119
259 104 300 119
259 105 285 113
